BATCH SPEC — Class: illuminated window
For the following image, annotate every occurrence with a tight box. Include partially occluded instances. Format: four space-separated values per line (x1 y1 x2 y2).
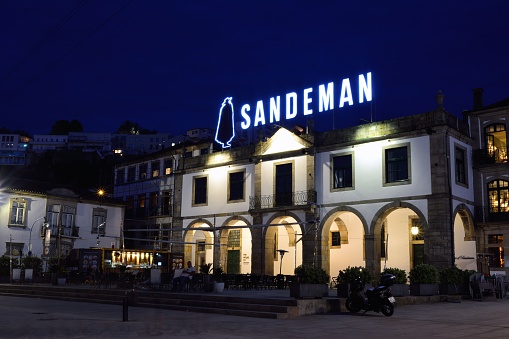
332 154 353 189
151 160 160 177
227 230 241 248
137 194 146 217
485 124 507 163
385 145 409 184
164 158 173 175
9 199 27 226
228 170 245 202
455 146 467 185
193 176 208 205
488 180 509 213
488 234 503 244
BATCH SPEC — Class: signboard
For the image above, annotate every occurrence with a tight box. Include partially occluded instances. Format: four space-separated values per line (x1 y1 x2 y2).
215 72 372 147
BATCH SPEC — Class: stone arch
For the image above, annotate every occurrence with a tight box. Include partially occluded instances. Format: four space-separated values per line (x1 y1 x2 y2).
453 204 475 241
370 201 428 237
369 201 428 276
320 206 367 278
220 215 252 274
184 219 214 267
263 212 304 276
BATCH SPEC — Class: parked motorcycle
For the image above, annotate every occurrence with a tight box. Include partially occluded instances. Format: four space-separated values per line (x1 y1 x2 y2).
345 274 396 316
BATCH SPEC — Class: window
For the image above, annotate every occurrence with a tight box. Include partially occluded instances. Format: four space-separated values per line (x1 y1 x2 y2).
61 205 75 236
193 176 208 205
455 146 467 185
46 204 60 234
139 163 148 180
149 192 159 216
161 191 171 215
184 151 192 158
275 163 293 207
332 154 353 189
137 194 146 217
125 196 134 218
151 161 160 177
227 230 241 248
228 171 245 202
488 180 509 213
116 168 125 185
331 231 341 247
485 124 507 163
92 208 106 235
4 242 24 256
127 166 136 182
385 145 409 184
201 147 209 155
488 234 503 244
9 199 27 226
164 158 173 175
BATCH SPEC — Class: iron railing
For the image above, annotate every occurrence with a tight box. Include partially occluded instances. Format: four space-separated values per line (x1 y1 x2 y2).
474 205 509 223
249 190 317 210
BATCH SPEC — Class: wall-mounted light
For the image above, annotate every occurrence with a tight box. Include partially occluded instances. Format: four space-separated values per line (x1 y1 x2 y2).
411 226 419 236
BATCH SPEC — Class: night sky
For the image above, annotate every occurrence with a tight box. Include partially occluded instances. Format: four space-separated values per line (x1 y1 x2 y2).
1 1 508 137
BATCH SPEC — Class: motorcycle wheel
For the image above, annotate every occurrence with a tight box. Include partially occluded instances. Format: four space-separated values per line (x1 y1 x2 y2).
380 301 394 317
345 299 362 313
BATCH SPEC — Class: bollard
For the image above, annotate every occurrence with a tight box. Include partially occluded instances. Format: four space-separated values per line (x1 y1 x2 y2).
122 295 128 322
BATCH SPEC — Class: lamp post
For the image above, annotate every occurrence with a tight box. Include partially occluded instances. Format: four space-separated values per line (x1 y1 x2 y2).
277 249 288 289
28 216 48 257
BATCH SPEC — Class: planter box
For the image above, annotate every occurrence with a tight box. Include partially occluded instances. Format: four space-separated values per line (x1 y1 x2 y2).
390 284 409 297
213 282 225 293
439 283 469 295
410 284 439 296
290 283 329 299
336 283 373 298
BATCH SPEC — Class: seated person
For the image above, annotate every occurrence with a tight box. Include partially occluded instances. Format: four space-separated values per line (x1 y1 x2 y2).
172 261 195 291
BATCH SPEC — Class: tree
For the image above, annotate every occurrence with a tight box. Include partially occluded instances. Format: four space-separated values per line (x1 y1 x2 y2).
117 120 157 134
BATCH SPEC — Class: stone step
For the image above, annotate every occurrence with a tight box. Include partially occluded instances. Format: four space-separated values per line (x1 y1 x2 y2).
0 284 296 319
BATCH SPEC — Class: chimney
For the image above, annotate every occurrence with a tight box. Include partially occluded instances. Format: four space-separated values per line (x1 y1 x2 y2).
472 88 484 110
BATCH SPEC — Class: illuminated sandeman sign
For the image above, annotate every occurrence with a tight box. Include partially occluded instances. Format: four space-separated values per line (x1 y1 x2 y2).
215 72 372 148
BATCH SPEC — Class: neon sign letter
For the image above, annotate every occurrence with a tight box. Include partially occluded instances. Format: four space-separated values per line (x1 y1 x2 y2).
215 97 235 148
303 87 313 116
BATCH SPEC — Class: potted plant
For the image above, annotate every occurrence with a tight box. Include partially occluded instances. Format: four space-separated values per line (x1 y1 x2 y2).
409 264 439 296
381 267 408 296
439 266 473 295
337 266 373 298
199 263 213 292
212 267 225 293
290 264 330 299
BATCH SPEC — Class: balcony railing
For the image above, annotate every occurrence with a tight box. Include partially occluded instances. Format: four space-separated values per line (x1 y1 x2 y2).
49 225 80 237
474 205 509 223
249 190 317 210
473 148 508 166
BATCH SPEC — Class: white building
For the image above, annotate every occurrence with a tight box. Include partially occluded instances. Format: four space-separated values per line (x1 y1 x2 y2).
0 179 124 268
113 91 509 279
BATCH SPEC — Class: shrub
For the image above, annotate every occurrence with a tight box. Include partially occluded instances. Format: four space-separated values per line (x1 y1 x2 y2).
199 263 212 275
381 267 407 284
409 264 439 284
337 266 373 284
439 266 463 284
294 264 329 284
21 256 43 277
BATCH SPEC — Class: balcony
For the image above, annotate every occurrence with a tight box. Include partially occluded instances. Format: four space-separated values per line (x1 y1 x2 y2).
249 190 317 210
473 148 508 166
474 206 509 223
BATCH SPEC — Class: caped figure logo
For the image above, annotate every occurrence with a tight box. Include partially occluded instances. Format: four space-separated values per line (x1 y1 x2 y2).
215 97 235 148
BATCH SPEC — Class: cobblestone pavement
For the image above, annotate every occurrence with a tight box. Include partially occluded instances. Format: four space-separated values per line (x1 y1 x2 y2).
0 295 508 338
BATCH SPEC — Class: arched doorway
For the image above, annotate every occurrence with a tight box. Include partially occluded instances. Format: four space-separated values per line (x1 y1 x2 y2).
264 215 303 276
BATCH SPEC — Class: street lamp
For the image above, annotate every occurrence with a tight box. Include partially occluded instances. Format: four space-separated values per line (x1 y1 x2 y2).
28 216 49 257
277 249 288 275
